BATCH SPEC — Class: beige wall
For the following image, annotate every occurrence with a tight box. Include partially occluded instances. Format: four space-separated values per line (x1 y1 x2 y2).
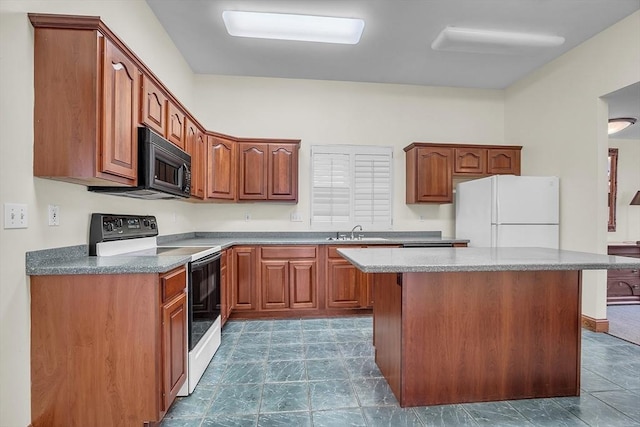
190 76 504 232
608 138 640 242
505 11 640 320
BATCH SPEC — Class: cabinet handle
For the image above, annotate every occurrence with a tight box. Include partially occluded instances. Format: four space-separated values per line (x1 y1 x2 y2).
632 269 639 273
112 62 124 71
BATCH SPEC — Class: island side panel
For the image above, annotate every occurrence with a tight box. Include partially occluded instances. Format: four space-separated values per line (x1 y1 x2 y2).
372 273 403 400
400 270 581 406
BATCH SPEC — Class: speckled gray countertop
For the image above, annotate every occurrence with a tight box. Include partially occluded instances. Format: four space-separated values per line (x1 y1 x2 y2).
27 231 466 275
337 247 640 273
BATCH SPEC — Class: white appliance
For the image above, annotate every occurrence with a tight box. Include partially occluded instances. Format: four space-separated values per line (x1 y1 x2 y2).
455 175 560 248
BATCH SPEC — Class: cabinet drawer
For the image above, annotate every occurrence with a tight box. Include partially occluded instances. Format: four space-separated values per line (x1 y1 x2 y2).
161 266 186 302
261 246 317 259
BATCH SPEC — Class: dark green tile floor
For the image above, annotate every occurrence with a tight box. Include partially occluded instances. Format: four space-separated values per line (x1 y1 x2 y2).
161 317 640 427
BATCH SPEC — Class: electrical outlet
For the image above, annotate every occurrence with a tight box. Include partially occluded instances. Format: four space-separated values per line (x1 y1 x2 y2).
4 203 28 229
290 212 303 222
48 205 60 226
244 212 251 221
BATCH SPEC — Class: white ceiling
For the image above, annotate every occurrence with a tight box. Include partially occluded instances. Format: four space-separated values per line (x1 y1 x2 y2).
146 0 640 138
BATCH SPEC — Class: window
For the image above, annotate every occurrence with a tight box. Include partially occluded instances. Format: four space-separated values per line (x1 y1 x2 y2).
311 145 393 229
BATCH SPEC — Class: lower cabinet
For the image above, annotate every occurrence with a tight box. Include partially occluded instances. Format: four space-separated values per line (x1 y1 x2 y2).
326 245 399 309
231 246 258 311
607 244 640 305
30 266 188 426
260 246 317 310
160 267 188 412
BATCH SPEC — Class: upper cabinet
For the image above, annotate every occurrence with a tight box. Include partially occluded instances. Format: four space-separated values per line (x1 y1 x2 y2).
29 14 302 201
238 142 269 200
141 75 167 136
207 136 300 202
166 102 186 150
31 15 140 186
141 75 186 150
207 134 237 201
405 142 522 204
185 118 205 199
238 140 300 202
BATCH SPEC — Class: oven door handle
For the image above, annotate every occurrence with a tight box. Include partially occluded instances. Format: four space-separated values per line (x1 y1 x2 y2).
191 252 221 268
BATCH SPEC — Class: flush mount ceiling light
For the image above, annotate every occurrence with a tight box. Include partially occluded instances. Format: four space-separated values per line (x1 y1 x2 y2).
608 117 637 135
431 26 565 54
222 11 365 44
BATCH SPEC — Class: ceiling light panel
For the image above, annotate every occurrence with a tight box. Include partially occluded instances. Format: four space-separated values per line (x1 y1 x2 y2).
222 11 365 44
432 27 565 55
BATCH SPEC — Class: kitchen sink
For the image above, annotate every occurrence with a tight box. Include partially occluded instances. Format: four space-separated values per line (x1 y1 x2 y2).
326 237 388 241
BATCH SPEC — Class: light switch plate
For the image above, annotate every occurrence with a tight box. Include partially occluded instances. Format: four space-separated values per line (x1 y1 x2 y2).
290 212 303 222
4 203 28 229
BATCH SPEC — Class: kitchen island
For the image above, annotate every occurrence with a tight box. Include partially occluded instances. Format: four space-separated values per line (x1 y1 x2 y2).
337 246 640 407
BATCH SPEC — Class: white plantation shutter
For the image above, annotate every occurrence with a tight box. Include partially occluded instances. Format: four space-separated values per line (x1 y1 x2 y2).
311 145 393 229
354 153 392 225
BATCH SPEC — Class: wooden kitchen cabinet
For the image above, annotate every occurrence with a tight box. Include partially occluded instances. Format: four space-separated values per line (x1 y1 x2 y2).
141 74 167 136
327 245 401 309
454 147 486 175
405 146 453 203
207 134 237 200
405 142 522 204
607 244 640 305
160 267 187 412
268 144 299 201
186 118 205 199
167 101 186 150
238 141 269 200
259 246 318 310
238 139 301 202
487 148 521 175
31 15 140 186
231 246 258 311
141 76 186 150
30 266 188 426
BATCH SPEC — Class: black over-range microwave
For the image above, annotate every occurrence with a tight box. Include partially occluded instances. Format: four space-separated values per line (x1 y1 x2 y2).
89 127 191 199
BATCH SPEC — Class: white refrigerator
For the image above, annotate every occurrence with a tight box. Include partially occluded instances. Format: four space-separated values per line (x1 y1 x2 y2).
455 175 559 248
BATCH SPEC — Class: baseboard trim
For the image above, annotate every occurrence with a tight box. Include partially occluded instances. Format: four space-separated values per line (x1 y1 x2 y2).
581 315 609 332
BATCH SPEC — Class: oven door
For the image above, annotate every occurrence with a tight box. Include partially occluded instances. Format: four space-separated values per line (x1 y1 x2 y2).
188 252 221 351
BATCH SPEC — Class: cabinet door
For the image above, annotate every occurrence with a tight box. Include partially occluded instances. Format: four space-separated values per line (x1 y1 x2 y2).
167 101 186 150
161 292 187 412
327 259 360 308
290 260 317 309
407 147 453 203
487 149 521 175
232 247 257 311
268 144 299 201
454 148 486 175
239 142 268 200
185 119 205 199
261 260 289 310
141 75 167 135
101 39 139 182
207 135 237 200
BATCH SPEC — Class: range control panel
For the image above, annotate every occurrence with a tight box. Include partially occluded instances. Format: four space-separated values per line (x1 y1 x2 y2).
89 214 158 255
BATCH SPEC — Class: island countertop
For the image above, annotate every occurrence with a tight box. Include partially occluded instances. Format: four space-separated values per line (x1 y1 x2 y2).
337 246 640 273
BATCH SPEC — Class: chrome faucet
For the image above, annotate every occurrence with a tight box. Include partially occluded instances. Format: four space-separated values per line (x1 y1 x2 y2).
350 224 363 240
